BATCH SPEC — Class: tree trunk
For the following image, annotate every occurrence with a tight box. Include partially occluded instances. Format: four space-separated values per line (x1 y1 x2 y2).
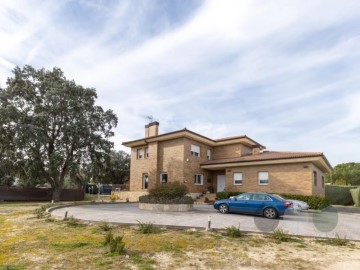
52 186 62 202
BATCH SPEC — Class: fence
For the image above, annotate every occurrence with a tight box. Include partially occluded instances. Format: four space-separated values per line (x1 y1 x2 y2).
0 187 84 201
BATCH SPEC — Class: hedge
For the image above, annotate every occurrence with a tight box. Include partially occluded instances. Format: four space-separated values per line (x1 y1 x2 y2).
278 193 331 210
216 191 330 210
139 195 194 204
216 191 243 200
325 185 359 205
139 181 193 204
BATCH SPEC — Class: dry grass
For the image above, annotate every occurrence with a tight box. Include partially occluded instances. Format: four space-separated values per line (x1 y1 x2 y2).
0 202 360 270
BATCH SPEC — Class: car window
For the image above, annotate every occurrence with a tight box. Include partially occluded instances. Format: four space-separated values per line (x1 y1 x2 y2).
252 194 273 201
252 194 265 201
237 194 251 200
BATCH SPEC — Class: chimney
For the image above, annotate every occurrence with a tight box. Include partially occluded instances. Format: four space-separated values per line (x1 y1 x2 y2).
252 146 260 155
145 121 159 138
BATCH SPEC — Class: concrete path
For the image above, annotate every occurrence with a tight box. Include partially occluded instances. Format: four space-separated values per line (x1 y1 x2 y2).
50 203 360 240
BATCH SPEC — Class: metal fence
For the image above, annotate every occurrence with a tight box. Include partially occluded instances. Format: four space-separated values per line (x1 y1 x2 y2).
0 187 84 201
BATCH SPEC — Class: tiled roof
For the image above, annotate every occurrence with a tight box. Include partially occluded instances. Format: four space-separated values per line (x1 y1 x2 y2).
201 151 325 165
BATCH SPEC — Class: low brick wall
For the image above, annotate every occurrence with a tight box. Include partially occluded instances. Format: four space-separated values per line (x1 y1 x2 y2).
139 203 193 212
114 191 149 202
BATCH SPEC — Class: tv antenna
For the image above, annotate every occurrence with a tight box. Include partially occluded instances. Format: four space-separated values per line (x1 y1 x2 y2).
146 115 154 123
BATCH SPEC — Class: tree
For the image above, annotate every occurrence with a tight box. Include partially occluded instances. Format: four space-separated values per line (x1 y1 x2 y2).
326 162 360 186
103 150 130 184
0 65 117 201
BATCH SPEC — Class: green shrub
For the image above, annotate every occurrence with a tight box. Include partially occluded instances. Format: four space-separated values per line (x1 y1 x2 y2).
271 228 291 242
110 236 126 254
350 188 360 207
216 191 243 200
325 185 359 205
139 194 193 204
224 225 242 238
66 216 82 227
104 231 114 245
149 181 188 200
34 204 52 219
279 193 331 210
316 233 350 246
98 221 112 232
104 231 126 254
137 221 161 234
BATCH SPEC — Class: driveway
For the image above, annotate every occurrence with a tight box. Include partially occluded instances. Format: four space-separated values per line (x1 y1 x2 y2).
50 203 360 240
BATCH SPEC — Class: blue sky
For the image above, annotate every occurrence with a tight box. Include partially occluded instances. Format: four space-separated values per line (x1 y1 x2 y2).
1 0 360 166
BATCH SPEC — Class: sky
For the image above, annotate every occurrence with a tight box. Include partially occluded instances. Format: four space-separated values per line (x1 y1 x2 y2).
1 0 360 166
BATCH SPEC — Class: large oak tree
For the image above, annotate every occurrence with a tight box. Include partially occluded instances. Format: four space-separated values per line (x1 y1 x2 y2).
0 65 117 201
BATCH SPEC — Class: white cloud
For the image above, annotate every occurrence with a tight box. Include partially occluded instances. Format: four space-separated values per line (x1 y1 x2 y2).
1 0 360 164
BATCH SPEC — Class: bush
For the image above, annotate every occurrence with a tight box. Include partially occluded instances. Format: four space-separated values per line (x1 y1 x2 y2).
98 221 112 232
350 188 360 207
224 225 242 238
140 182 193 204
139 194 193 204
149 181 188 200
271 228 291 242
104 231 126 254
216 191 243 200
279 193 331 210
325 185 359 205
137 221 161 234
34 204 52 219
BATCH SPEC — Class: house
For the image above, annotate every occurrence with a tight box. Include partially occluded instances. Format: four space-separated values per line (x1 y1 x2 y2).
122 122 332 197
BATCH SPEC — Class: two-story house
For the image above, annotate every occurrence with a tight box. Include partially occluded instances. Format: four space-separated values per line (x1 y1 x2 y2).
122 122 332 197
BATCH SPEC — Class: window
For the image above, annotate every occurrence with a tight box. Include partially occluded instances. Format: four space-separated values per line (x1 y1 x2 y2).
194 174 203 185
144 147 149 158
137 148 143 159
313 171 317 186
143 174 149 189
191 144 200 157
233 172 243 185
258 172 269 185
237 193 251 200
207 149 211 160
252 194 272 201
160 173 168 184
322 176 325 188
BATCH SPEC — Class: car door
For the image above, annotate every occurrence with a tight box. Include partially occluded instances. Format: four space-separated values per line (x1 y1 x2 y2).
230 193 252 213
247 194 268 214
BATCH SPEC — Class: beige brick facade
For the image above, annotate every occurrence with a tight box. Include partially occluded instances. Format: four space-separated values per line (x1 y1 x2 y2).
223 163 317 195
123 122 331 197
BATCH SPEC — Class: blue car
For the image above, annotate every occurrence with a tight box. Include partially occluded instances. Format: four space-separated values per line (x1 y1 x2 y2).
213 192 292 219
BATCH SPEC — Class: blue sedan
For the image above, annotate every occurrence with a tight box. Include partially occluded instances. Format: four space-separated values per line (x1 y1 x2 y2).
213 192 292 219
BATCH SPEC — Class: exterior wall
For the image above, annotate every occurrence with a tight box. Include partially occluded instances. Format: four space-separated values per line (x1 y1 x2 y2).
158 138 185 184
183 138 212 193
311 164 326 196
129 144 149 191
223 163 315 195
212 143 252 159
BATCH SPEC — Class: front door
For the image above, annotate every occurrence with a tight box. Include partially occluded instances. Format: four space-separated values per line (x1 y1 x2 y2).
217 175 226 192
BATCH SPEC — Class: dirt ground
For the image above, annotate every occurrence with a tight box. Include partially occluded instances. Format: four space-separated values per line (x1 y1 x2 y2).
0 202 360 270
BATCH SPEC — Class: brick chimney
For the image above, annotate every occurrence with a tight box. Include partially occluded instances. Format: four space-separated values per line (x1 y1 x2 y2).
145 122 159 138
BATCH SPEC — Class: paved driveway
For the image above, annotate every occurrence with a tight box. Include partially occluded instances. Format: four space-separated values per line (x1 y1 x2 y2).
50 203 360 240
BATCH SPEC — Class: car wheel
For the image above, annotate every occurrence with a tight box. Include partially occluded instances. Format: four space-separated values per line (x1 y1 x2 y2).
263 207 277 219
219 204 229 214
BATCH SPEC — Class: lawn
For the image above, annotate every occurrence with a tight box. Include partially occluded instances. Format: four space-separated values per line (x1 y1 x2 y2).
0 202 359 270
